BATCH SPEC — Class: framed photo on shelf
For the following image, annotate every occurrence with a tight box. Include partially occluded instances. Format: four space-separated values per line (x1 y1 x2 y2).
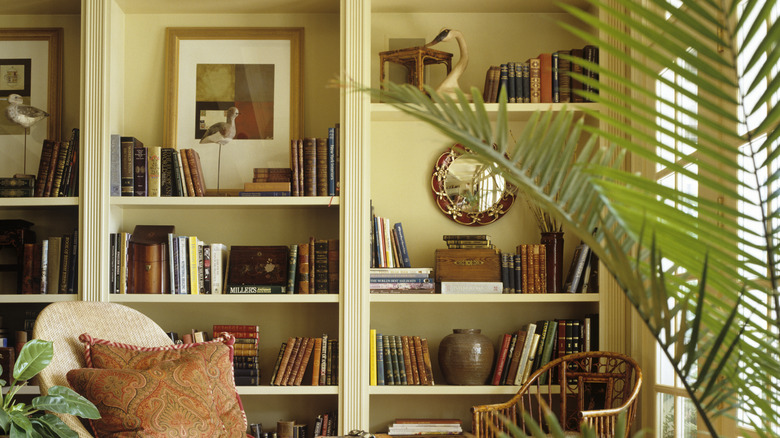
0 28 63 175
163 27 304 192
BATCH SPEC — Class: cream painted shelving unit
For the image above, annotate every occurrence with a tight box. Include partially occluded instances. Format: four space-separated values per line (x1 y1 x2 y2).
0 0 630 434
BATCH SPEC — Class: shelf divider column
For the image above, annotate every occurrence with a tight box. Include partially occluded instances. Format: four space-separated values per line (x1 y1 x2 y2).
341 0 372 433
81 0 112 302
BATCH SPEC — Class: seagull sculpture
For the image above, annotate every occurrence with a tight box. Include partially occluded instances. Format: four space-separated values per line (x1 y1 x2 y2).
199 106 239 194
425 28 469 99
5 93 50 174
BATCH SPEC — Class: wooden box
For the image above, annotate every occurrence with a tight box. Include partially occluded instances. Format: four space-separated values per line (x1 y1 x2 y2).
435 249 501 282
127 225 174 294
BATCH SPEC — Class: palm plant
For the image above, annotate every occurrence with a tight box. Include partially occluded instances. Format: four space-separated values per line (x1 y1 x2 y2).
357 0 779 436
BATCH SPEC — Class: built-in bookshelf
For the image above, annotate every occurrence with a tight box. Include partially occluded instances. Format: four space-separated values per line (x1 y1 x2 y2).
0 0 629 436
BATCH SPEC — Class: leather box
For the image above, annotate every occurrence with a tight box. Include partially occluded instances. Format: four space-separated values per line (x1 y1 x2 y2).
435 248 501 282
127 225 174 294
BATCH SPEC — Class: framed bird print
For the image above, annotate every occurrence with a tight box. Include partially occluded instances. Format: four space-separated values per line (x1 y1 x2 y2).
163 27 303 193
0 28 62 174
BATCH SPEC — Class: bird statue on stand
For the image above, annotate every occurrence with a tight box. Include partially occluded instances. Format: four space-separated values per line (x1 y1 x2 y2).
425 28 469 100
199 106 239 194
5 93 50 174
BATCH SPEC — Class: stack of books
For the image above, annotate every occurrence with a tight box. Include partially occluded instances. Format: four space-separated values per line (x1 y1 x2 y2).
0 175 34 198
371 213 411 268
239 167 292 197
213 324 260 386
442 234 494 249
387 419 463 436
270 334 338 386
369 330 435 386
369 267 434 293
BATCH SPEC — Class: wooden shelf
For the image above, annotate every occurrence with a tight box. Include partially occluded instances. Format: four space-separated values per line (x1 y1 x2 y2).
236 386 339 396
0 294 79 304
0 198 79 207
110 196 339 209
371 102 604 122
369 385 559 395
110 294 340 304
370 293 599 303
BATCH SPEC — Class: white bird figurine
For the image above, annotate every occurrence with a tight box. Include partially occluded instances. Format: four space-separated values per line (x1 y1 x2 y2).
5 93 49 129
425 28 469 99
199 106 239 194
5 93 50 174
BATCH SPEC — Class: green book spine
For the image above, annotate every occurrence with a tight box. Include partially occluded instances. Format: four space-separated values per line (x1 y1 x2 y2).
537 320 559 385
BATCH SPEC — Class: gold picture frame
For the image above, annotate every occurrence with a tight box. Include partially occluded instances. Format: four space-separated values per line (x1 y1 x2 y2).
0 28 63 170
163 27 304 190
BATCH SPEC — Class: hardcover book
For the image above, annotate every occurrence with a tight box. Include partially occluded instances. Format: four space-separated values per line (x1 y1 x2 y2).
226 245 289 288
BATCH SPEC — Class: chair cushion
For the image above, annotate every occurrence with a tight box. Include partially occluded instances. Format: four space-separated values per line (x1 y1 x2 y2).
67 354 225 437
78 333 247 437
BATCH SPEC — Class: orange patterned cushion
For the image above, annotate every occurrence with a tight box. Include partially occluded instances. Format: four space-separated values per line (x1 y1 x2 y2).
79 333 246 437
66 355 225 437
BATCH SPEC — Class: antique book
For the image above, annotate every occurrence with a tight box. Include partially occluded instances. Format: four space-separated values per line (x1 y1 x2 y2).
327 127 336 196
43 141 62 197
420 338 434 385
179 149 195 196
120 137 142 196
49 137 72 197
401 336 415 385
570 48 585 103
539 53 553 103
160 147 174 196
290 140 300 196
35 139 56 197
293 337 316 386
269 341 287 384
557 50 572 103
303 138 317 196
132 145 147 196
146 146 161 197
316 137 328 196
376 334 385 386
505 329 528 385
311 337 323 385
313 239 329 294
491 333 512 385
227 245 289 288
273 337 297 386
528 57 541 103
185 148 206 196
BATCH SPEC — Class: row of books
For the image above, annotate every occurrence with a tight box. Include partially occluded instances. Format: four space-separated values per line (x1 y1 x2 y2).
313 411 338 438
213 325 261 386
500 244 548 294
108 232 227 295
30 128 80 197
369 331 435 386
387 419 463 436
287 239 339 294
490 316 599 386
19 230 79 294
289 124 340 197
369 267 434 293
110 136 208 197
270 334 338 386
370 211 411 268
482 45 600 104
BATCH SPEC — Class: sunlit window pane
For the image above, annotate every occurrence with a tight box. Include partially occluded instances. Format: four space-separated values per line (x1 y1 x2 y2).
659 393 675 438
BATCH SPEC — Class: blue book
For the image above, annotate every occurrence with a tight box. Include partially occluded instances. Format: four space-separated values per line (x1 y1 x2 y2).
376 333 385 385
393 222 411 268
552 52 560 103
327 127 336 196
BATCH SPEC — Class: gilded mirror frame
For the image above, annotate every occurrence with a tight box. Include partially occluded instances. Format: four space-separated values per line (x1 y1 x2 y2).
431 144 516 226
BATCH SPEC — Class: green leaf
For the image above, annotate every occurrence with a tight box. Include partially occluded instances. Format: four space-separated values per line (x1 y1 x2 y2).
13 339 53 382
0 407 9 433
8 410 34 437
35 386 100 419
32 413 79 438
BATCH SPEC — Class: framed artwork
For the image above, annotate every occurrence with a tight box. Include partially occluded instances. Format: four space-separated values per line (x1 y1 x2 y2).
164 27 303 191
0 28 63 174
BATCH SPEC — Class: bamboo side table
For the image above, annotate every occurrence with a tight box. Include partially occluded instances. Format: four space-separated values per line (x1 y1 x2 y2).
379 46 453 90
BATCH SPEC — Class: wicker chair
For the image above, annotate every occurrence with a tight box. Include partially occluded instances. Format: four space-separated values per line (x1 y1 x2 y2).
32 301 175 438
472 351 642 438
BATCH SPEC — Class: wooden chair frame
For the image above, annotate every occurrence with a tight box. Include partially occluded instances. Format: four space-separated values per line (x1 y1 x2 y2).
472 351 642 438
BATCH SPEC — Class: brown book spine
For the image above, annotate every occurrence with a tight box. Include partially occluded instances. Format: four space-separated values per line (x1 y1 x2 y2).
303 138 317 196
269 342 287 384
539 244 547 293
21 243 35 293
406 334 419 385
308 236 315 293
482 66 493 102
290 139 300 196
491 333 511 385
557 50 572 103
505 330 528 384
296 139 305 195
420 337 434 385
489 66 501 103
44 141 62 197
533 244 542 293
35 140 55 197
287 337 310 385
186 149 206 196
401 336 416 385
413 336 426 385
539 53 553 103
294 337 316 386
50 139 72 197
311 337 322 385
273 337 297 386
316 137 328 196
528 58 541 104
179 149 195 196
297 242 310 293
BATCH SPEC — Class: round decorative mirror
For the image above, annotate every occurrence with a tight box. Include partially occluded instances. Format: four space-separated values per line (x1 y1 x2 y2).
431 145 516 226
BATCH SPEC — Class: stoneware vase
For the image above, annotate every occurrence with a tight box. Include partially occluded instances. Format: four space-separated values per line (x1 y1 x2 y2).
438 328 495 385
541 231 564 293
